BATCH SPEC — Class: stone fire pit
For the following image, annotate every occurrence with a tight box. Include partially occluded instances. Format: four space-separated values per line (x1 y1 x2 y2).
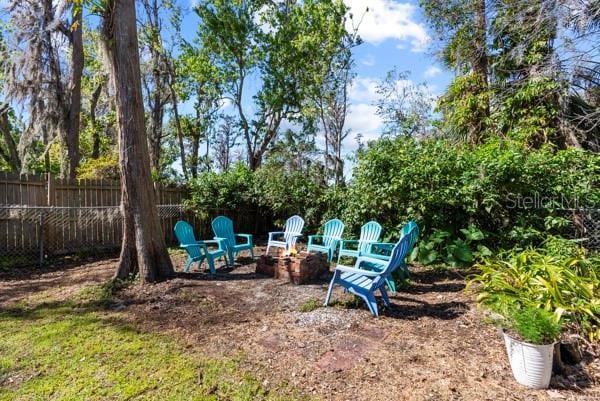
256 251 329 284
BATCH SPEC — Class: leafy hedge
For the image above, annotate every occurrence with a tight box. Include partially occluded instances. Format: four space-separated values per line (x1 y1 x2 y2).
185 163 339 232
344 137 600 248
186 137 600 248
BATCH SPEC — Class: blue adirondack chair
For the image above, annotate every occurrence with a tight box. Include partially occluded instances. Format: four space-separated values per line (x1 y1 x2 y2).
266 215 304 256
307 219 345 262
362 221 420 292
324 223 419 317
211 216 254 266
174 221 228 274
337 221 383 264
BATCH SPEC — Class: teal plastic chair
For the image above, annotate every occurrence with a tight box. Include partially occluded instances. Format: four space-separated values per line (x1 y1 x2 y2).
266 215 304 256
362 221 420 292
211 216 254 266
307 219 345 262
324 223 419 317
337 221 382 264
174 221 227 274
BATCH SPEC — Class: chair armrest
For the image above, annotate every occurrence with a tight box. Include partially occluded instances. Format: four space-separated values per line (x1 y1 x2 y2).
200 239 225 250
235 233 253 245
368 241 394 256
268 231 285 239
339 239 359 251
213 236 229 247
308 235 322 246
335 265 380 277
355 255 388 269
181 243 207 252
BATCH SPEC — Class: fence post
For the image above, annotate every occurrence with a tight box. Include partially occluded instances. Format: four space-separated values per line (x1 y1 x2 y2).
41 172 55 265
38 210 44 267
46 172 54 206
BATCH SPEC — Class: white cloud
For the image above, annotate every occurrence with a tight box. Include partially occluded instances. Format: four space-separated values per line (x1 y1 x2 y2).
424 65 442 78
344 103 383 148
349 77 380 103
344 0 430 52
361 54 376 67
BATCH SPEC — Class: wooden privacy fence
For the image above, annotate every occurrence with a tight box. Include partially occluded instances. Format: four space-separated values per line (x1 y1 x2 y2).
0 172 274 268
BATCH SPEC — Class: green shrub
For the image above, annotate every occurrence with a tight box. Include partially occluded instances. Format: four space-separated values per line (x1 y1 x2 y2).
507 307 562 344
77 155 120 180
186 162 339 232
186 163 259 213
467 248 600 340
345 136 600 248
410 224 491 267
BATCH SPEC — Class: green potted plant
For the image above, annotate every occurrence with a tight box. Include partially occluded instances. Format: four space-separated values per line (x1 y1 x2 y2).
499 307 562 389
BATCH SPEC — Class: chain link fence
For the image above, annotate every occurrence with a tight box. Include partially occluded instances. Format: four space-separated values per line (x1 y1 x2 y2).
0 205 272 268
556 208 600 250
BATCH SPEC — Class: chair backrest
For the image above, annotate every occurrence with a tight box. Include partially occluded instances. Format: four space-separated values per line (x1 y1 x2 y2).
378 223 419 277
358 221 383 253
284 215 304 243
212 216 235 248
400 220 419 253
322 219 345 248
174 221 202 259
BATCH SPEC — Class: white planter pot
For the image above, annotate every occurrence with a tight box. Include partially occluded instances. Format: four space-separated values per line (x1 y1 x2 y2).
503 331 555 389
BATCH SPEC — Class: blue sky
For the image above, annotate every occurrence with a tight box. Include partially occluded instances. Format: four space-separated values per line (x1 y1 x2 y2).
181 0 457 175
180 0 452 157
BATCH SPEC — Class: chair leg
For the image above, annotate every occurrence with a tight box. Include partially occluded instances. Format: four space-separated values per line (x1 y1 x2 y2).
380 286 391 308
385 277 397 294
365 292 379 317
184 257 194 272
266 244 270 256
228 250 235 267
206 256 216 275
250 247 255 259
324 273 339 306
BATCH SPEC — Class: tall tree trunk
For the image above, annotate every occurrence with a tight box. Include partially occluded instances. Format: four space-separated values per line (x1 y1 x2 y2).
101 0 174 283
165 60 188 179
66 6 84 179
148 94 163 172
471 0 489 144
90 82 104 159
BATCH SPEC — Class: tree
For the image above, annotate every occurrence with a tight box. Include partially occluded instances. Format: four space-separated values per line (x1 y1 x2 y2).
375 69 437 137
100 0 174 282
0 104 21 173
176 44 222 177
489 0 562 146
193 0 349 170
315 13 361 186
213 115 240 171
3 0 84 178
421 0 490 143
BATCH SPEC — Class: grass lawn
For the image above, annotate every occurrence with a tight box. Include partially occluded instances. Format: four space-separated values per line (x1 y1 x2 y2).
0 284 296 401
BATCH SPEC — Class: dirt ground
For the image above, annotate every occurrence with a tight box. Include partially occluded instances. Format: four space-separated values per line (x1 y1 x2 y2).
1 250 599 401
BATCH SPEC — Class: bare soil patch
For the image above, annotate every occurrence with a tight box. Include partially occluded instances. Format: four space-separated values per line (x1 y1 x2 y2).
1 250 598 401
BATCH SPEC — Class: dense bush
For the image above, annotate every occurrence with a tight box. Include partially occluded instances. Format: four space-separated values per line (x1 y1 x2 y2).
344 136 600 248
77 155 120 180
467 248 600 340
185 137 599 249
187 163 259 212
185 163 337 232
